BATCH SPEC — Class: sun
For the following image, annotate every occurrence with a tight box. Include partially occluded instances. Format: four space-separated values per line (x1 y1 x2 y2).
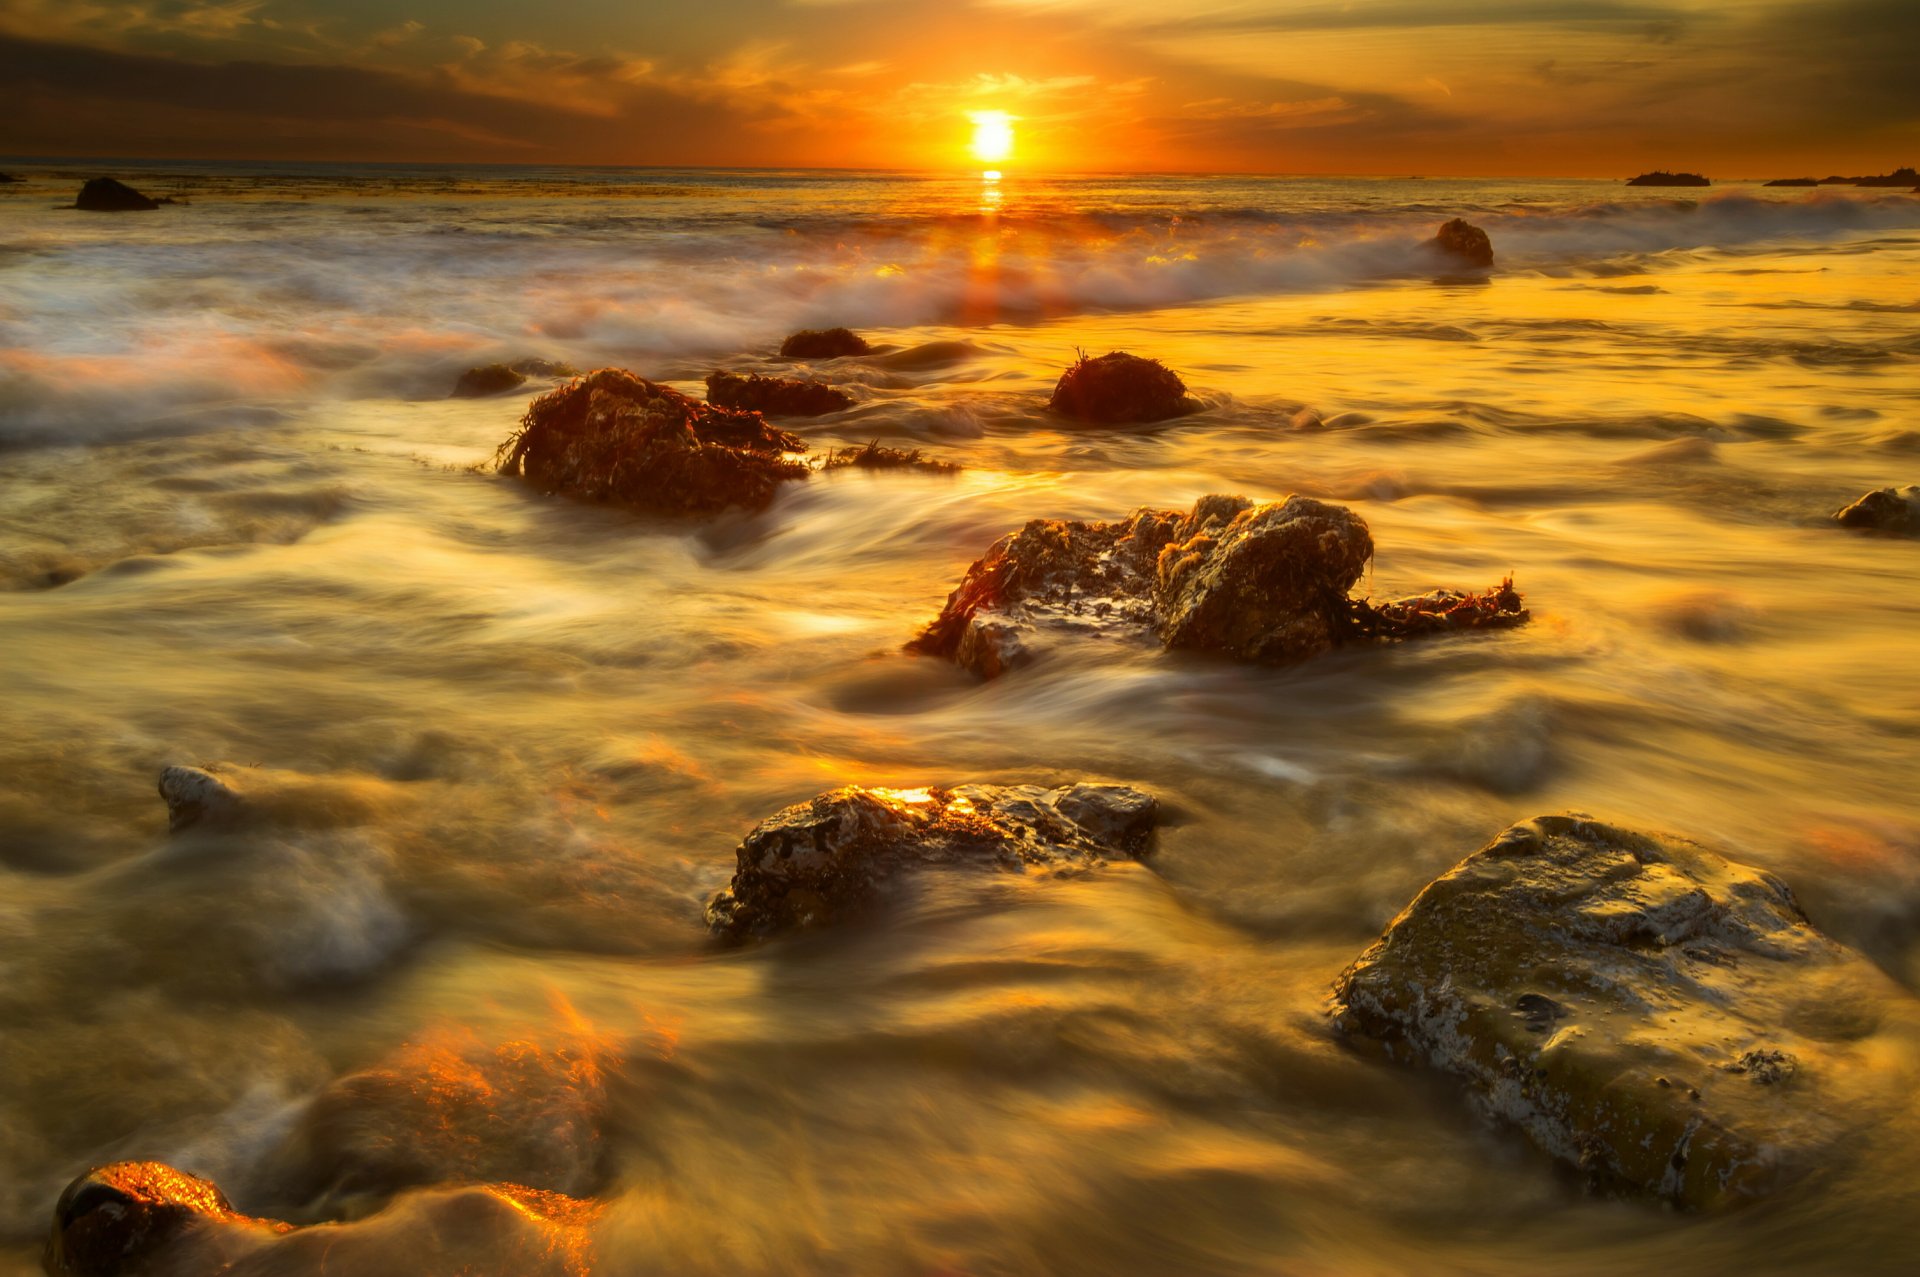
969 111 1014 165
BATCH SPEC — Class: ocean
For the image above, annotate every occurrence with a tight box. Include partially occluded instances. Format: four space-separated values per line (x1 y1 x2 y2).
2 161 1918 1274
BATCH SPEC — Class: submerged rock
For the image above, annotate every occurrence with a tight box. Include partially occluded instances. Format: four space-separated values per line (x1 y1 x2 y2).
44 1161 598 1277
493 369 808 516
706 782 1157 938
158 764 248 833
705 369 853 416
1428 218 1494 269
908 494 1527 678
1047 351 1196 424
779 327 872 359
821 441 960 474
1330 815 1912 1209
73 177 161 211
451 363 527 398
1832 485 1920 535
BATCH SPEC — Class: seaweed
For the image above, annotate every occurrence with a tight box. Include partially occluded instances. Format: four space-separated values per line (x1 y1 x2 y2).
1346 574 1530 640
706 369 853 416
821 441 960 474
779 327 872 359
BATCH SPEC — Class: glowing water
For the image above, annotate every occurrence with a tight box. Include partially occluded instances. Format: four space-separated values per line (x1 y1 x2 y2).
2 164 1918 1274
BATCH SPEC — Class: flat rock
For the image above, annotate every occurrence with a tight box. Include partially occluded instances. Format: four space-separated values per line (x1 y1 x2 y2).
1331 815 1915 1208
1428 218 1494 269
705 370 852 416
1832 484 1920 535
493 369 808 516
706 782 1157 938
908 494 1526 678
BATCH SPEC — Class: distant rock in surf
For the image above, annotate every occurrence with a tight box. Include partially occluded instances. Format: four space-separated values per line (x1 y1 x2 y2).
706 369 853 416
493 369 807 517
1627 171 1711 187
1331 814 1913 1209
451 359 578 398
0 172 22 184
1764 177 1820 187
73 177 164 211
907 494 1527 679
44 1161 598 1277
1047 351 1197 424
1428 218 1494 269
1850 167 1919 188
706 782 1157 938
780 327 872 359
1832 484 1920 535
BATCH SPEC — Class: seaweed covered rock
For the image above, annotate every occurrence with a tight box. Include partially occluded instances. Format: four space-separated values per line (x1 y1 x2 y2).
1429 218 1494 269
821 441 960 474
74 177 160 212
779 327 871 359
706 369 853 416
494 369 808 516
452 363 527 398
908 494 1527 678
1832 485 1920 535
1330 816 1916 1209
44 1161 598 1277
1047 351 1196 424
706 782 1157 938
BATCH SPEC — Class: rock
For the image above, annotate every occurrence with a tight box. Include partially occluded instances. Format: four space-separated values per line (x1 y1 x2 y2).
158 764 247 833
1428 218 1494 269
493 368 808 517
0 172 21 184
1852 167 1919 188
1764 178 1819 187
907 494 1527 678
451 364 527 398
1626 171 1711 187
705 370 852 416
779 327 871 359
821 441 959 474
1832 485 1920 535
508 358 578 379
706 782 1157 938
44 1161 598 1277
1046 351 1196 424
73 177 162 211
1330 815 1913 1209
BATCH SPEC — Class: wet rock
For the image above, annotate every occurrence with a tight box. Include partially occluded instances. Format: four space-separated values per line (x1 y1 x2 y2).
1832 485 1920 535
44 1161 597 1277
908 494 1527 678
493 368 808 517
73 178 162 211
706 370 853 416
1331 815 1912 1209
451 363 526 398
706 782 1157 938
508 358 578 379
1047 351 1197 424
1428 218 1494 269
779 327 872 359
821 441 960 474
158 764 247 833
1626 171 1711 187
0 172 22 184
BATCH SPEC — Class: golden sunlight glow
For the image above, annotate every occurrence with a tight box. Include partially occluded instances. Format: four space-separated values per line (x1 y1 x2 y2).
969 111 1014 164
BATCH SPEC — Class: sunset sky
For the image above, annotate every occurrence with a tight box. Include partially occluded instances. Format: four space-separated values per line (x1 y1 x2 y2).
1 0 1913 176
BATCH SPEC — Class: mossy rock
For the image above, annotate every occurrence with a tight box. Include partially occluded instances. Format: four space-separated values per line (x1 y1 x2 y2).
779 327 871 359
1429 218 1494 269
1047 351 1196 424
706 369 852 416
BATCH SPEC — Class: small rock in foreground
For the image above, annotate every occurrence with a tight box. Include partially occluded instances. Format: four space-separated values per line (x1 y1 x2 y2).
779 327 872 359
908 494 1527 678
74 177 162 212
1047 351 1196 424
706 369 853 416
1331 815 1913 1209
1428 217 1495 269
706 782 1157 938
494 369 807 516
1832 485 1920 535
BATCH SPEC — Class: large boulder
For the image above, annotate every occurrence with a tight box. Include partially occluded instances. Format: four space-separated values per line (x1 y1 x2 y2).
705 370 852 416
44 1162 597 1276
1428 218 1494 269
779 327 871 359
493 369 807 516
706 782 1157 938
1832 485 1920 535
1330 815 1916 1209
908 494 1527 678
73 178 161 211
1047 351 1196 424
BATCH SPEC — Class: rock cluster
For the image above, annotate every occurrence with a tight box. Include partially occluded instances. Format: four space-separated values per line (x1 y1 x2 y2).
1429 218 1494 269
779 327 871 359
706 782 1157 938
1832 485 1920 535
1331 815 1906 1209
1047 351 1196 424
494 369 807 516
908 494 1527 678
705 369 853 416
